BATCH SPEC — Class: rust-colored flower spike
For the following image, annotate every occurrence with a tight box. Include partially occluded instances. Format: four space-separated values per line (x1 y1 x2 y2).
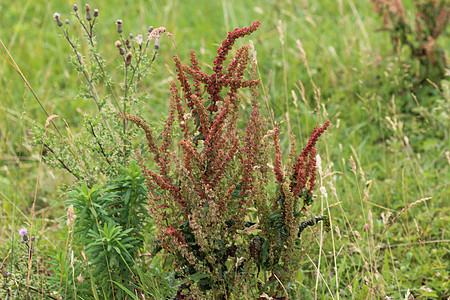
273 126 284 184
291 121 330 198
85 4 92 21
213 20 261 75
116 19 123 33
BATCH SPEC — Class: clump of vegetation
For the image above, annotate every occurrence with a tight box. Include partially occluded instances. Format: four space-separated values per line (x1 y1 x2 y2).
2 1 446 299
122 20 331 298
1 5 332 299
371 0 448 86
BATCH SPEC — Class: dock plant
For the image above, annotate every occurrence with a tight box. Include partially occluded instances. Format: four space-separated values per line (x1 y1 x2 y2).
122 20 331 299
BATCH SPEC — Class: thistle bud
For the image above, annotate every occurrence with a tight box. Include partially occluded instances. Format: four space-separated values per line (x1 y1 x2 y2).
53 13 63 27
125 39 131 49
19 228 28 242
116 19 123 33
129 33 134 39
85 4 92 21
115 40 125 55
65 19 70 24
125 52 132 66
73 4 78 11
136 34 143 46
154 36 160 49
148 26 153 33
93 9 99 18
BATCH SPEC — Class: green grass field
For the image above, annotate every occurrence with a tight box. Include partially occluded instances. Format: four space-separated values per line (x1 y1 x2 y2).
1 0 449 299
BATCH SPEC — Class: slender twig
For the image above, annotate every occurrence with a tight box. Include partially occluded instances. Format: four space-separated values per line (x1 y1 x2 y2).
21 283 58 300
59 26 113 134
74 11 121 111
88 121 112 165
140 47 158 74
44 143 80 180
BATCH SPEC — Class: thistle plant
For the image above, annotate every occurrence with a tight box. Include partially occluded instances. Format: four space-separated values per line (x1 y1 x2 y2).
122 20 331 299
0 229 48 299
32 4 166 184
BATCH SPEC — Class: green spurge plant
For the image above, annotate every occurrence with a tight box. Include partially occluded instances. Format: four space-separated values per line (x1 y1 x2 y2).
47 162 151 298
122 20 331 299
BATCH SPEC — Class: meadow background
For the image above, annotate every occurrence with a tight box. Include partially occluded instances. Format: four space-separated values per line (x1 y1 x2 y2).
0 0 449 298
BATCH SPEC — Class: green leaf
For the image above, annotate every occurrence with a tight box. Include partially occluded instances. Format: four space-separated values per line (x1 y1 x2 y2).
112 281 138 300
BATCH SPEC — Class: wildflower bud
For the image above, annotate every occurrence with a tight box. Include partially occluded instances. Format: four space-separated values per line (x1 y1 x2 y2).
53 13 63 27
65 19 70 24
136 34 143 46
19 228 28 242
85 4 92 21
93 9 99 18
125 52 132 66
73 4 78 11
77 274 84 283
129 33 134 39
115 40 125 55
125 39 131 49
148 26 153 33
154 36 160 50
116 19 123 33
31 236 35 241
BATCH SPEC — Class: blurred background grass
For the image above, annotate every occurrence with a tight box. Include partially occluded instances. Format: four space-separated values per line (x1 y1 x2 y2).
1 0 449 298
